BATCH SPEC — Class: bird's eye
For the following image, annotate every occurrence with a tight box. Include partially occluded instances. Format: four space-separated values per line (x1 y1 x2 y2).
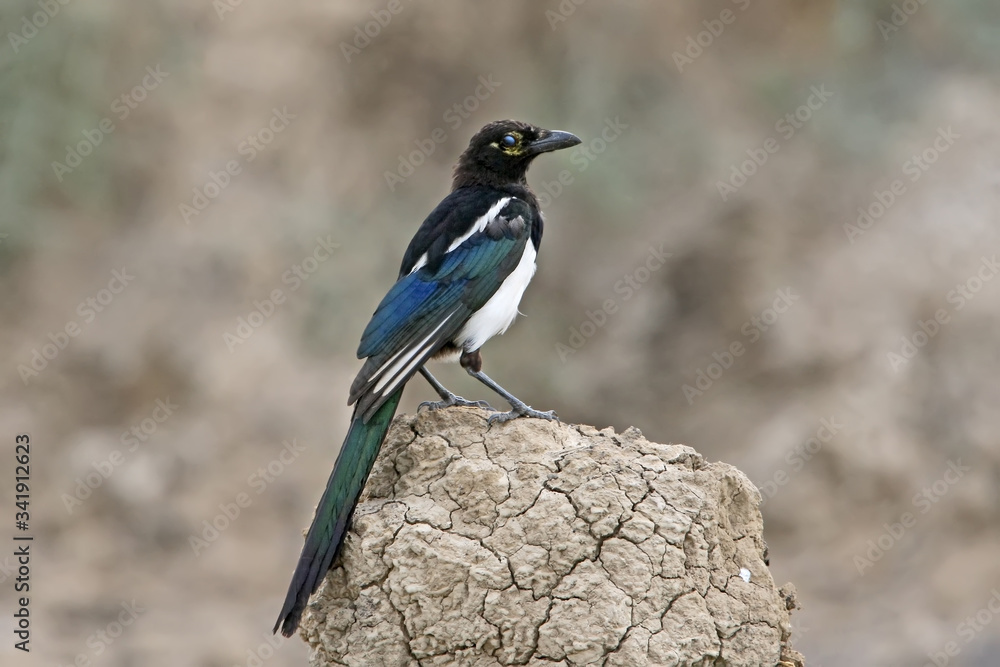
502 134 517 147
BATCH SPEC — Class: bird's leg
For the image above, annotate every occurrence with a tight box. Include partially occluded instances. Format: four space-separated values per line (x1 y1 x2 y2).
460 350 558 425
417 367 495 412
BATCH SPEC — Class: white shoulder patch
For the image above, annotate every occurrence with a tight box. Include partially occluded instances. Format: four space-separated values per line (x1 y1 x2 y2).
409 252 429 274
409 197 514 275
447 197 512 253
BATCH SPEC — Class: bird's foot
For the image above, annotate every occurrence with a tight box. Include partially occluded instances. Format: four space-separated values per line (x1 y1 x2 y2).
487 401 559 425
419 393 495 413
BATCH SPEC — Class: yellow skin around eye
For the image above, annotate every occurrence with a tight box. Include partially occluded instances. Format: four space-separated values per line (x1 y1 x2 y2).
490 132 525 155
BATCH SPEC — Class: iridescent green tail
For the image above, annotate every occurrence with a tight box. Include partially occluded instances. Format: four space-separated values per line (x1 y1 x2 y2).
273 389 402 637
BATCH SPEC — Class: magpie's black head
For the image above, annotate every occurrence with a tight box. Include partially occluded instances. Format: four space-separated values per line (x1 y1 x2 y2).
453 120 581 189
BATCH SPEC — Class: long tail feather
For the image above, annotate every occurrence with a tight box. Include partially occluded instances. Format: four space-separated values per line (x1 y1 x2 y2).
273 388 403 636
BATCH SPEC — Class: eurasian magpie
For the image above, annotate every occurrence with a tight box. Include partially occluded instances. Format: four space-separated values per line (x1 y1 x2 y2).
274 120 581 637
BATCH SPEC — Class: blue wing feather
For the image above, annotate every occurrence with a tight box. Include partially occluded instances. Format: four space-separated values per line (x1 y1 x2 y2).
350 206 530 418
357 231 521 358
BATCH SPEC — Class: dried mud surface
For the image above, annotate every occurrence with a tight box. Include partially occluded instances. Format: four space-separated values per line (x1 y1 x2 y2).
301 408 804 667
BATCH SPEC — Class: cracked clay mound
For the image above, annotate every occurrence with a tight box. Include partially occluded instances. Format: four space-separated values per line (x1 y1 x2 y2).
299 408 805 667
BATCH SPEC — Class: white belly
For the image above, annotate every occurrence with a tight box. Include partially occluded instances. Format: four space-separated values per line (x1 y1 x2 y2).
456 242 537 352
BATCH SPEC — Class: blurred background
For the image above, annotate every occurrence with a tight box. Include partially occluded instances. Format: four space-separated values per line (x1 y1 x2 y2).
3 1 1000 665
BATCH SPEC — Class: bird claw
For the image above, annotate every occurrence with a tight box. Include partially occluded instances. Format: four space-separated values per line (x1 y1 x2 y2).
419 395 495 413
487 404 559 425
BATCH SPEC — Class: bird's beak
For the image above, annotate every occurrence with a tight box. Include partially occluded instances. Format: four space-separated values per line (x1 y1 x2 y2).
526 129 582 156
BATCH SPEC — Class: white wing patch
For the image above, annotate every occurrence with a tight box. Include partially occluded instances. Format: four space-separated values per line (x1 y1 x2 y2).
447 197 511 252
367 342 410 387
457 241 537 352
372 316 453 395
409 252 429 274
408 197 513 274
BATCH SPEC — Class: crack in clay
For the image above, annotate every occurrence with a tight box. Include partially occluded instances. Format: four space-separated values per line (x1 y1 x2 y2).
302 410 804 667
